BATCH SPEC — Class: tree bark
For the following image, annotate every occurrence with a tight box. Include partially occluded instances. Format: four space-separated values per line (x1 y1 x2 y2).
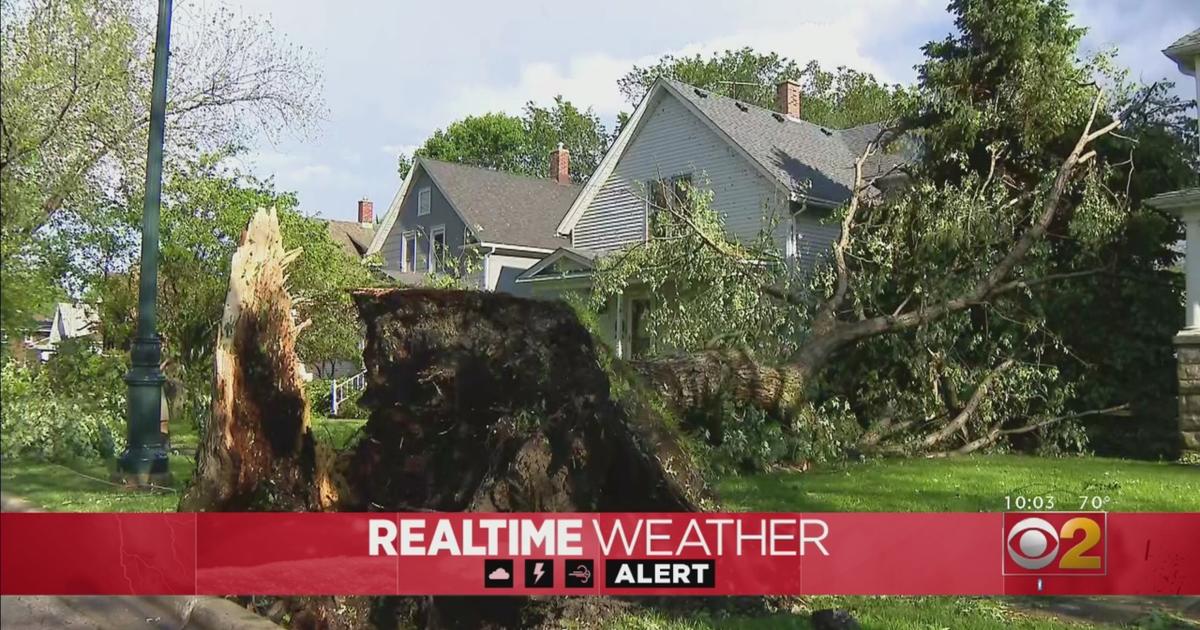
180 208 339 512
631 349 814 417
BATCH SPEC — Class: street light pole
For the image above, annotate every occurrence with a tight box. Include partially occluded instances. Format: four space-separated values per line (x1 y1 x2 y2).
117 0 173 485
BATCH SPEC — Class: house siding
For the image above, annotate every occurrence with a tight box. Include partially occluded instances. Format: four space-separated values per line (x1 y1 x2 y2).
486 252 542 296
792 210 840 270
378 169 468 276
573 92 787 252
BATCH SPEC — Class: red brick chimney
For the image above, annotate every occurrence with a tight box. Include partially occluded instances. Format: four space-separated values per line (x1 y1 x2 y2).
550 143 570 185
357 198 374 225
775 80 802 119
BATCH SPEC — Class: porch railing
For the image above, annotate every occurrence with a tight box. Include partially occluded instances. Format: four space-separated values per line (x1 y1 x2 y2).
331 369 367 416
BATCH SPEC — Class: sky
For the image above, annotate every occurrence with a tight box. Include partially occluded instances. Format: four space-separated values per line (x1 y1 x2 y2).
205 0 1198 222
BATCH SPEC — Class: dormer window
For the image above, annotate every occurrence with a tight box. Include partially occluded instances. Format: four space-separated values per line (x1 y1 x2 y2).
417 187 431 216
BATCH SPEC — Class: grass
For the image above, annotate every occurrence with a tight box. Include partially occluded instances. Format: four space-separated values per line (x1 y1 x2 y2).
608 596 1104 629
718 455 1200 513
3 441 1194 629
0 418 365 513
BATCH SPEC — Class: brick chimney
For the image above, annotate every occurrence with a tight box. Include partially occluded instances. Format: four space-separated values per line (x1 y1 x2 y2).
775 80 802 119
357 198 374 225
550 143 570 184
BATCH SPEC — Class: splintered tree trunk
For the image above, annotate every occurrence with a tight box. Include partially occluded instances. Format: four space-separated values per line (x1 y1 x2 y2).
181 209 720 628
179 208 339 512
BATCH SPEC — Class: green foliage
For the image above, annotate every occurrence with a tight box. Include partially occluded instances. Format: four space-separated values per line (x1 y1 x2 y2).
618 49 902 129
0 0 321 337
880 0 1194 459
693 398 859 477
599 0 1192 459
591 185 804 361
89 152 374 429
396 97 609 182
0 358 125 461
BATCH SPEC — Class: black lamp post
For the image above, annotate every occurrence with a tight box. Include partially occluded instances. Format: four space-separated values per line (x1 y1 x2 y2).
117 0 173 485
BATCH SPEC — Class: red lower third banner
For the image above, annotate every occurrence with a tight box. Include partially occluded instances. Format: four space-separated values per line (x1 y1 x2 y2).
1 512 1197 596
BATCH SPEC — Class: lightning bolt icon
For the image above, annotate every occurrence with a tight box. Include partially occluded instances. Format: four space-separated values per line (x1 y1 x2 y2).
533 562 546 584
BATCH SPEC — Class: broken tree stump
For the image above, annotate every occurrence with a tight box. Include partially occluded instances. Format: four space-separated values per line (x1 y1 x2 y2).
180 208 338 512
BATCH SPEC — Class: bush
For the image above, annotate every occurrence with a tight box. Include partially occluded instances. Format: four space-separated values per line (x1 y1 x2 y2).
0 361 125 461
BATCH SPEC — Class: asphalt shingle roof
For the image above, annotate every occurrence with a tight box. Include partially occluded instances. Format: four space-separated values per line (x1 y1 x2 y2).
323 219 375 258
420 158 578 250
1166 29 1200 55
664 79 908 203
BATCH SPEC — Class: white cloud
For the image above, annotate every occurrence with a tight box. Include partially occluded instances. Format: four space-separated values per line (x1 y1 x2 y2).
438 0 935 125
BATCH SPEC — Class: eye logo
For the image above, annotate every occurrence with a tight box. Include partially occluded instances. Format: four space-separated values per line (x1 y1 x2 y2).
1006 518 1059 569
1002 513 1106 576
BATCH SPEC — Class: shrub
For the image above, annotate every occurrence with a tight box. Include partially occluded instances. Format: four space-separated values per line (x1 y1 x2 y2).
305 378 367 419
688 397 860 477
0 361 125 461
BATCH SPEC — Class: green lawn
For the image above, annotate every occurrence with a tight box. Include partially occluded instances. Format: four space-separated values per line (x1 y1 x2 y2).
719 455 1200 513
0 418 364 513
3 444 1195 629
609 597 1106 629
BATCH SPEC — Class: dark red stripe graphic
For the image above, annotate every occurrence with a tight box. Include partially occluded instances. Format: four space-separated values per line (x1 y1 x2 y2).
1 512 1196 595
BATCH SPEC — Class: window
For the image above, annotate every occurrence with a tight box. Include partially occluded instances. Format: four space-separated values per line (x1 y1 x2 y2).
646 173 693 238
417 187 431 216
404 232 418 272
429 225 447 273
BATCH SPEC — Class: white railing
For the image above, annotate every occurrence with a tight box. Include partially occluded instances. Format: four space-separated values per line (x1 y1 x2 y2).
331 369 367 416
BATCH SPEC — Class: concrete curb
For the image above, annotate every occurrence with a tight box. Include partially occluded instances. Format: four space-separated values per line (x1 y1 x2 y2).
173 596 283 629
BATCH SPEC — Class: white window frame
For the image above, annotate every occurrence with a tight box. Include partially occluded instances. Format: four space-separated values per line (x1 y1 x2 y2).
403 231 418 272
428 225 446 273
786 217 801 260
417 187 431 216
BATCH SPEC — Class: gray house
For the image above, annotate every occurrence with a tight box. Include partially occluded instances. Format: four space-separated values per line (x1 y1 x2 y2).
518 77 905 357
366 152 581 295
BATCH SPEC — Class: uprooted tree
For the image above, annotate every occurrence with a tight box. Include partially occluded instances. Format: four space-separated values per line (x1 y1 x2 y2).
179 79 1140 621
181 208 716 627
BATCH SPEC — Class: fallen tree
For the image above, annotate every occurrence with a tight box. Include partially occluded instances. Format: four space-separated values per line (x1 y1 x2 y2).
181 208 716 628
616 83 1151 457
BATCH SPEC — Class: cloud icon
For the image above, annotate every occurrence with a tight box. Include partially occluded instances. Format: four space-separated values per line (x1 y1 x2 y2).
488 567 511 581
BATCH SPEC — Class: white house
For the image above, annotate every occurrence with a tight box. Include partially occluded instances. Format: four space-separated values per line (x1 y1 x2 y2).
517 77 907 357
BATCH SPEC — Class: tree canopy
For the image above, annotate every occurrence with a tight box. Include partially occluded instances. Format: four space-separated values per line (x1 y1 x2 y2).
396 97 609 182
618 48 902 129
0 0 322 333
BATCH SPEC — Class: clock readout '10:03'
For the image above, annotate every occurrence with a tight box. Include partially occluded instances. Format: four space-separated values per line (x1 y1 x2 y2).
1003 495 1111 511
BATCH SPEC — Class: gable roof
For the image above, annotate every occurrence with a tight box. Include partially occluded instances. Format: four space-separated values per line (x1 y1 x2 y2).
368 157 580 255
557 77 908 235
323 219 374 258
1164 28 1200 75
514 246 599 283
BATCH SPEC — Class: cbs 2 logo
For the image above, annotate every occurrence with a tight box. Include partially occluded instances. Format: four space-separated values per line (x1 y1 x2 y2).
1005 515 1104 573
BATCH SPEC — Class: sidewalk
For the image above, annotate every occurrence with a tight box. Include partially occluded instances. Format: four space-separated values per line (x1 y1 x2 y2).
0 492 279 630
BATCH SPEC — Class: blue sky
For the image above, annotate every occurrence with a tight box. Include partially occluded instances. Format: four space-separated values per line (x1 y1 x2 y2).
212 0 1197 222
